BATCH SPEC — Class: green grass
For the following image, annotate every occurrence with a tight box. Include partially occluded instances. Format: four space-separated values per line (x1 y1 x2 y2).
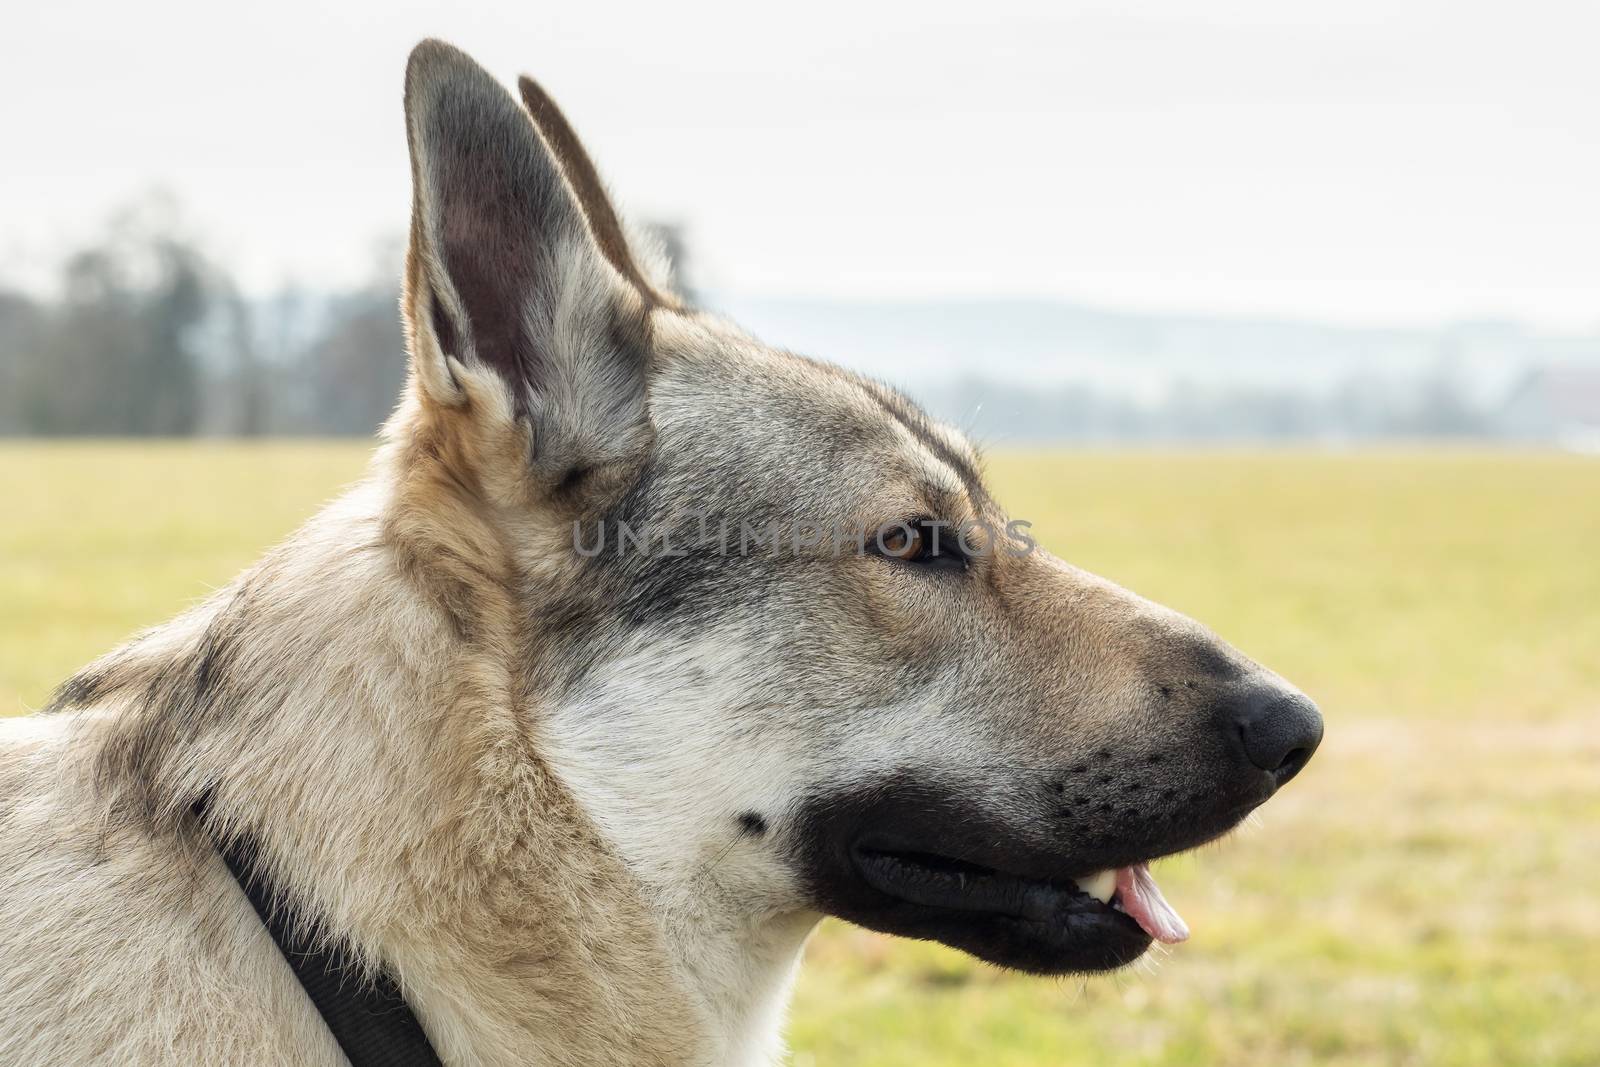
3 442 1597 1065
0 441 371 714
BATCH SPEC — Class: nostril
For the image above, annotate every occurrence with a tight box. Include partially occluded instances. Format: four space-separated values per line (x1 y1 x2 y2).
1233 687 1323 784
1273 744 1312 784
1235 725 1311 780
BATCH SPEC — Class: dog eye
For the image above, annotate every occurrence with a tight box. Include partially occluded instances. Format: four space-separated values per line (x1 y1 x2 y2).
874 519 967 570
879 523 924 560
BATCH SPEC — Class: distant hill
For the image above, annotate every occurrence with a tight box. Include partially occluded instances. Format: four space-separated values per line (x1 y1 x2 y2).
706 293 1600 444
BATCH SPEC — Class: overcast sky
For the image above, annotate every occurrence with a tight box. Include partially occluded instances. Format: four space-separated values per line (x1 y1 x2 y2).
3 0 1597 329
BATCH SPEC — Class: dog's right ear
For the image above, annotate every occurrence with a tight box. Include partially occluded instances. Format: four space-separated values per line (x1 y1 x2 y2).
399 40 653 503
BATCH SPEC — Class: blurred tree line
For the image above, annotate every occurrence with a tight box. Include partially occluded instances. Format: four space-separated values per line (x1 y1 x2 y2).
0 195 703 439
0 194 406 438
918 370 1493 445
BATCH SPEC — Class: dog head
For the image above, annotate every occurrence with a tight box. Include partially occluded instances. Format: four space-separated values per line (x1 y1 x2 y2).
394 41 1321 977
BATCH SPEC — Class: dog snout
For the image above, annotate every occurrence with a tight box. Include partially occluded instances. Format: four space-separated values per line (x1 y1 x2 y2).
1223 679 1323 788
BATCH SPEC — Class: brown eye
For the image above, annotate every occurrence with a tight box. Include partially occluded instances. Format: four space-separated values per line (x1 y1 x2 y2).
878 522 925 561
872 518 969 571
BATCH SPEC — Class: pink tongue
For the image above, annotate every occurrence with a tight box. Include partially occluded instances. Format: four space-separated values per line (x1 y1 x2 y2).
1113 864 1189 944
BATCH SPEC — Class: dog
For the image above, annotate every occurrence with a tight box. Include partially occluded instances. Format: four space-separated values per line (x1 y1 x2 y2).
0 40 1322 1066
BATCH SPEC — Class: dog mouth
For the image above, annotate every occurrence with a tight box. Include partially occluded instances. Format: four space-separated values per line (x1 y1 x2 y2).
792 776 1262 975
853 845 1189 950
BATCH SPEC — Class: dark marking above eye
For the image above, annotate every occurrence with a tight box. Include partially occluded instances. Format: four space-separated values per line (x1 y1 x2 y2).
737 812 768 836
854 381 994 510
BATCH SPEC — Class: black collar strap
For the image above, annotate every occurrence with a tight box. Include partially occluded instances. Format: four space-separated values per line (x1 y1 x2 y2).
194 800 445 1066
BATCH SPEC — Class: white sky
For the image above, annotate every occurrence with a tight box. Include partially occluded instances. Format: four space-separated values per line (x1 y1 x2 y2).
3 0 1597 329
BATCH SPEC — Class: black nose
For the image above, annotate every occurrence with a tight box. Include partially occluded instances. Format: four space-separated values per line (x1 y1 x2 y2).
1233 683 1323 786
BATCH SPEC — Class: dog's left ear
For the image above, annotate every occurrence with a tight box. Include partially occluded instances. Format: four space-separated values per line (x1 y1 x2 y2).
400 39 653 501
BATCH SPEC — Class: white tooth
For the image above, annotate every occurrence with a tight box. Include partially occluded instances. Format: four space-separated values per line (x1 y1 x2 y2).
1078 869 1116 904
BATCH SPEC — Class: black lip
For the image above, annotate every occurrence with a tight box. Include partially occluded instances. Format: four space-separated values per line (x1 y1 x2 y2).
853 845 1120 925
842 841 1153 974
850 794 1263 895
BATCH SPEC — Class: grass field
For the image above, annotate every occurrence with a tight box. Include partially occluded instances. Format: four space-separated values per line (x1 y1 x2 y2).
3 442 1597 1065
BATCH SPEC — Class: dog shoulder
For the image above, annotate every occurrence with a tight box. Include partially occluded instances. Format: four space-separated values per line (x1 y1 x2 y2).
0 713 342 1066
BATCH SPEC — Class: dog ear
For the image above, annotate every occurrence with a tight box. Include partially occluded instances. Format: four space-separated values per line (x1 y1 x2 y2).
400 39 653 498
516 75 684 310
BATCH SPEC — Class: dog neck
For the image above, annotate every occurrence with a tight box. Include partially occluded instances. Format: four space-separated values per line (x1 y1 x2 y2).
60 444 807 1066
